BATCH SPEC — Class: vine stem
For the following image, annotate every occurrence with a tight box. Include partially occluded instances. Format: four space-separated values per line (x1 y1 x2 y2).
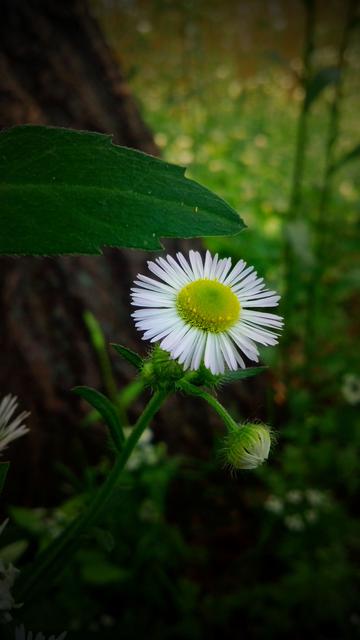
16 389 169 604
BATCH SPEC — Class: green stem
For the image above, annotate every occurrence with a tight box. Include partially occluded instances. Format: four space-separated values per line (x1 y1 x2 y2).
83 311 119 407
16 389 168 603
304 0 356 378
178 380 237 431
282 0 316 353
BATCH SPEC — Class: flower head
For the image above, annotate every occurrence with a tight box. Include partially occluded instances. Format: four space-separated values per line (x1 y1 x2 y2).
0 395 30 456
131 250 283 375
220 423 272 471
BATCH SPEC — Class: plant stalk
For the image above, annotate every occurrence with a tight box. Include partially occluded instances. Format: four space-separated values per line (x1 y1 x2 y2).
304 0 357 376
178 380 237 431
282 0 316 351
16 389 168 603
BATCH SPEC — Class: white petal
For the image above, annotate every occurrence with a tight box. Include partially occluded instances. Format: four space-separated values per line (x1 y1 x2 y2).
172 327 198 359
209 253 219 279
241 295 280 308
216 257 232 283
222 259 246 286
242 309 283 328
176 252 196 280
218 333 237 370
166 254 192 282
203 250 213 278
191 332 207 370
132 308 177 320
204 333 217 374
228 327 260 362
134 274 176 293
157 257 188 287
213 336 225 374
189 250 203 279
160 322 189 351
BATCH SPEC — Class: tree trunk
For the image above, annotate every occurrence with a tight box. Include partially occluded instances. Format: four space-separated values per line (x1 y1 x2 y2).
0 0 162 505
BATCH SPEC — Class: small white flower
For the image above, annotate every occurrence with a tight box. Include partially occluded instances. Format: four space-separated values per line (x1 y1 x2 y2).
131 250 283 375
124 428 160 471
0 395 30 455
286 490 303 504
265 495 284 514
284 514 304 531
306 489 326 506
342 373 360 405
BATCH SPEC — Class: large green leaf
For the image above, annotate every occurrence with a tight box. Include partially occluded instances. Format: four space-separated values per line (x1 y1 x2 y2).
0 125 244 255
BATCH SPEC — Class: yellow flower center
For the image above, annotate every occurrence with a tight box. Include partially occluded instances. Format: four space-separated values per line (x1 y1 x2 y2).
176 279 240 333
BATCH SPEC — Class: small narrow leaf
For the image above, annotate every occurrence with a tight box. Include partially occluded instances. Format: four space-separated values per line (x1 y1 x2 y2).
0 125 245 256
190 364 267 388
111 344 143 371
73 386 124 452
218 366 268 384
0 462 10 496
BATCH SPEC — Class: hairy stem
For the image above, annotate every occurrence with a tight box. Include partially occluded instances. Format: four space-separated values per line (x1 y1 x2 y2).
178 380 237 431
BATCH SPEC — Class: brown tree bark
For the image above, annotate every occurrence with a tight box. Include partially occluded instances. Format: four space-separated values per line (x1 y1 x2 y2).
0 0 162 505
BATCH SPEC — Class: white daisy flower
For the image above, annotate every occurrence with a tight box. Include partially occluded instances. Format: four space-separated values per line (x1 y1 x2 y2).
131 250 283 374
0 395 30 455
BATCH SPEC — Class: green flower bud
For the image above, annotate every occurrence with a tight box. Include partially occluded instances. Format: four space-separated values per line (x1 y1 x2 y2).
220 423 272 471
142 346 186 390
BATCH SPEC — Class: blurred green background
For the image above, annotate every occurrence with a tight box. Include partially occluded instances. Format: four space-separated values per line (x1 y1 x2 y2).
2 1 359 638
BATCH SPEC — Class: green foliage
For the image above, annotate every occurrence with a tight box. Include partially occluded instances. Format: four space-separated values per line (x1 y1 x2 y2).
0 125 244 256
73 386 125 451
194 364 268 388
111 343 144 371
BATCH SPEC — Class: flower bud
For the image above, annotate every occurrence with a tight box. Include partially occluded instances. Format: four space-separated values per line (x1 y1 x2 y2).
220 423 272 471
142 346 185 390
